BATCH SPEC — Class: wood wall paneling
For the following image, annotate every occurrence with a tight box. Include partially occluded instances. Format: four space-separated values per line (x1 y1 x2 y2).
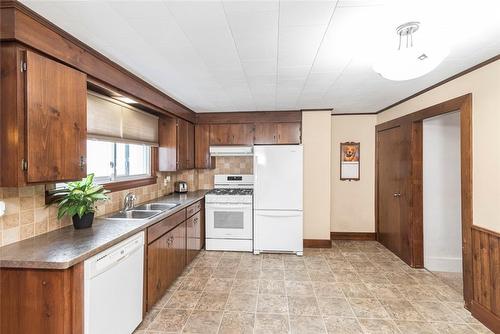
471 226 500 333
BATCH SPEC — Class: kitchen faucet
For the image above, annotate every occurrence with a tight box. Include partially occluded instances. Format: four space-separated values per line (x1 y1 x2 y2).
123 193 136 211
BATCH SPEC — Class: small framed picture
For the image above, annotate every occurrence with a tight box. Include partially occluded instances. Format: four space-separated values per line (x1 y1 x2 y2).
340 142 360 181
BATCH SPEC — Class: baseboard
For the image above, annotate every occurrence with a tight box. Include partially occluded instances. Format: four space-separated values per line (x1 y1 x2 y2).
470 301 500 334
330 232 376 241
423 256 462 272
303 239 331 248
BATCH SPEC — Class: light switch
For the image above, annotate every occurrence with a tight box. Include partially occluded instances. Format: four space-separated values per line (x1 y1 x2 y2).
0 201 5 217
164 176 171 186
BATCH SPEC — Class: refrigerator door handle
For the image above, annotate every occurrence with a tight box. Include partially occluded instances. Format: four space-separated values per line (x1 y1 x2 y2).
254 211 302 218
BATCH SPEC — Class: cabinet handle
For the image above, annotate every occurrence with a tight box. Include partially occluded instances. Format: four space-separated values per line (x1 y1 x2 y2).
80 156 86 170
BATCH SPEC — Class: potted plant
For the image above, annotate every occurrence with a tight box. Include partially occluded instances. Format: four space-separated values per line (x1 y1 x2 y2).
56 174 109 229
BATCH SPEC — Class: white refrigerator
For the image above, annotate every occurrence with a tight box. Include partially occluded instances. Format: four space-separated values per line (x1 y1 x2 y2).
253 145 303 255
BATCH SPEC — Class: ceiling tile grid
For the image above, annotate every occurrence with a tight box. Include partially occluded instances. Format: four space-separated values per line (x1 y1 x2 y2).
22 0 500 114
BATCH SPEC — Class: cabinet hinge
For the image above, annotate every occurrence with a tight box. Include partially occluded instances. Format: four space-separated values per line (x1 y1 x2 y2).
20 61 27 72
21 159 28 171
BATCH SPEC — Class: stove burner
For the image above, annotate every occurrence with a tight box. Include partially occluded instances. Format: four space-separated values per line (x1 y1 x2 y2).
207 188 253 196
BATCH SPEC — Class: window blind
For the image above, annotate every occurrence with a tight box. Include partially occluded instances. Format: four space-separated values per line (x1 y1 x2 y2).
87 92 158 146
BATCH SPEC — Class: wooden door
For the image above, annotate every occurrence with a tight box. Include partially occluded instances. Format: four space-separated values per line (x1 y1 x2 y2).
158 116 177 172
173 222 187 277
186 212 201 264
230 124 254 145
177 119 188 170
254 123 277 144
186 122 195 169
195 124 215 169
210 124 254 145
377 126 404 258
147 230 175 309
277 123 301 144
25 51 87 183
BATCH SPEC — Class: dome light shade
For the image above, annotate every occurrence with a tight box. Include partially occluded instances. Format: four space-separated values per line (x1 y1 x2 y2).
373 22 449 81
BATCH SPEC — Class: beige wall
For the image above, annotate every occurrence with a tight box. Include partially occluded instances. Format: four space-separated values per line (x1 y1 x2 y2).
303 110 332 240
331 115 377 233
378 59 500 233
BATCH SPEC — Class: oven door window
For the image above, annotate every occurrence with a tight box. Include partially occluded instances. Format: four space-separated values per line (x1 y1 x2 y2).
214 211 244 229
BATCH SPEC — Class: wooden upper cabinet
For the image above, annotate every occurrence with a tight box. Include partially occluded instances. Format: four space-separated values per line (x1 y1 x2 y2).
195 124 215 169
254 122 301 145
276 122 301 144
210 124 254 145
158 116 195 171
25 51 87 183
177 119 194 170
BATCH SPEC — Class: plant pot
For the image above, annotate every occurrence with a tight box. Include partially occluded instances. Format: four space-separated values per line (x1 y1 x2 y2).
72 212 94 229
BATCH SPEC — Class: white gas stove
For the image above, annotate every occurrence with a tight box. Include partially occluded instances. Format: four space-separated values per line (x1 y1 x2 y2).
205 175 253 252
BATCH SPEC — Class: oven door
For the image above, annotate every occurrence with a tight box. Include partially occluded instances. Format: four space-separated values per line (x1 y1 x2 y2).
205 203 252 239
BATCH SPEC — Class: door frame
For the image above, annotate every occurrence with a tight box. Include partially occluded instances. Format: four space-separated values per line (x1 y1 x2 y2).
375 94 473 308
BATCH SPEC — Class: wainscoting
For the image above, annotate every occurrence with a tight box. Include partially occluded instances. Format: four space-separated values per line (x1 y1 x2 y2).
471 226 500 333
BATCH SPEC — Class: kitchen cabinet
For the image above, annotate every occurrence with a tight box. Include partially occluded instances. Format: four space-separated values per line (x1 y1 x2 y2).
195 124 215 169
147 219 186 310
210 124 254 145
0 263 84 334
0 46 87 186
186 200 203 264
254 122 301 144
158 116 195 171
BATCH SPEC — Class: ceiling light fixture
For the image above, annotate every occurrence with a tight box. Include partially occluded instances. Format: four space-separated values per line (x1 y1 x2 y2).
114 96 138 104
373 22 449 81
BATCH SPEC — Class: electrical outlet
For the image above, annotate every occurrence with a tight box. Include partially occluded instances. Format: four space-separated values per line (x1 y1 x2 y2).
0 201 5 217
163 176 171 186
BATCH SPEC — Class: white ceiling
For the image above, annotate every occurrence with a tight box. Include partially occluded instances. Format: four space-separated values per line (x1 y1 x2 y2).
22 0 500 113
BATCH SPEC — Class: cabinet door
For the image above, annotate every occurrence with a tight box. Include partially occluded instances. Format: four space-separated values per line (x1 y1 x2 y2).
186 212 201 264
147 230 176 309
186 122 195 169
177 119 188 170
158 116 177 172
195 124 215 169
210 124 254 145
209 124 230 145
25 51 87 182
230 124 254 145
254 123 277 144
277 123 301 144
173 222 187 276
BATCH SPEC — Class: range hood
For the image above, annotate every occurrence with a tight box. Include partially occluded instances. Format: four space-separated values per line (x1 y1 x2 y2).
209 146 253 157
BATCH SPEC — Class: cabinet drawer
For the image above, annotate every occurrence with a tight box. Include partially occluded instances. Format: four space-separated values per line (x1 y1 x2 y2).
186 200 201 218
147 209 186 244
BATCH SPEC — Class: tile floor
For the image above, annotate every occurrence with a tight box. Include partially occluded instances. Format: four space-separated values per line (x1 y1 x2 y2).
134 240 492 334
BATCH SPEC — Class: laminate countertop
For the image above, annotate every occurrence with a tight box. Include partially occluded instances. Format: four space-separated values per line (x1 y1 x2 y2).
0 190 209 270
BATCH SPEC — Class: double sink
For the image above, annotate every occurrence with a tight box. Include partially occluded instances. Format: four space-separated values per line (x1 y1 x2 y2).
107 202 180 220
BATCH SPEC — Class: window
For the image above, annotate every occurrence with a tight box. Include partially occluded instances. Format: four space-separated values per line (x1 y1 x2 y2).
87 139 151 183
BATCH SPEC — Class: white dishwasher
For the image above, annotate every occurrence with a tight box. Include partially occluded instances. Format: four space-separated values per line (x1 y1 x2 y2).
84 231 144 334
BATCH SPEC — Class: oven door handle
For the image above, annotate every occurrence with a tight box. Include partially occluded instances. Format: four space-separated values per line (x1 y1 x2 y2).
206 203 252 210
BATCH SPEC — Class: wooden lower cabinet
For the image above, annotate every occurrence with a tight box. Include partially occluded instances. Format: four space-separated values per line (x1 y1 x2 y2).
146 201 204 310
147 221 186 310
0 263 84 334
187 211 201 264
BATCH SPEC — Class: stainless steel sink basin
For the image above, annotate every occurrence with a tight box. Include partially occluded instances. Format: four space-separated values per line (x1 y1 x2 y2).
134 203 180 211
107 210 162 220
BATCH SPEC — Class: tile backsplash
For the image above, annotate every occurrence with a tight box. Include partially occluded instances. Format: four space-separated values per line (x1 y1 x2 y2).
0 156 251 247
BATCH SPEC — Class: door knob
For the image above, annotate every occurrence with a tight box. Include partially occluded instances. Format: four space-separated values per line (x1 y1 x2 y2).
393 193 401 197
